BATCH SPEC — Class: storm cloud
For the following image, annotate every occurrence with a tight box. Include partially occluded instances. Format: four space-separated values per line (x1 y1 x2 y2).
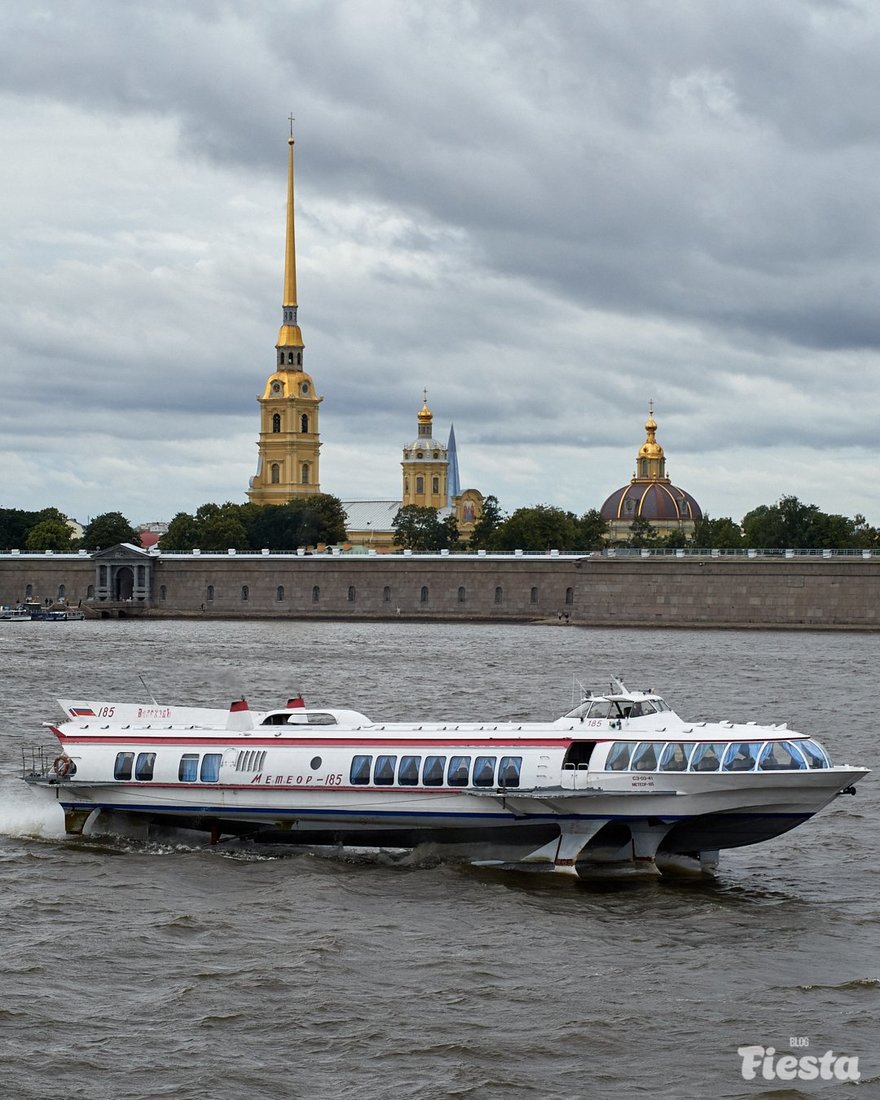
1 0 878 525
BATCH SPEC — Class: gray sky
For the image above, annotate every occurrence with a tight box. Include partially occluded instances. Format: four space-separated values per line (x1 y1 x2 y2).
2 0 879 526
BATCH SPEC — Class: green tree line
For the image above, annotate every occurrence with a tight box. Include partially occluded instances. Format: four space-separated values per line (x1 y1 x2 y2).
3 493 879 554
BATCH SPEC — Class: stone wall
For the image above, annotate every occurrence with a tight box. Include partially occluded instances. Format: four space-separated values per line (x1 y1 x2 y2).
2 552 879 628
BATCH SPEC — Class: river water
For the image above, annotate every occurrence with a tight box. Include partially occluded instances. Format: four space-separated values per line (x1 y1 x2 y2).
0 620 877 1099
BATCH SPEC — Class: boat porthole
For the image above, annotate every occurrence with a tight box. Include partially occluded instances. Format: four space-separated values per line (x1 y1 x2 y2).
310 756 322 770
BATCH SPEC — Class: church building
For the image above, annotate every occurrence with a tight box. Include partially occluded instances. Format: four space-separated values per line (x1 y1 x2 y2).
600 405 702 541
247 129 322 504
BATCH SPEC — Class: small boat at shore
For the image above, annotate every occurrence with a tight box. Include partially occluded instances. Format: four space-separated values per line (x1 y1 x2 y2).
23 680 868 875
1 604 85 621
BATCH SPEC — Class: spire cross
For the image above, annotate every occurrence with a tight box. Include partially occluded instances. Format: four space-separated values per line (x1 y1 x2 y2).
649 398 654 417
288 113 295 137
423 388 428 403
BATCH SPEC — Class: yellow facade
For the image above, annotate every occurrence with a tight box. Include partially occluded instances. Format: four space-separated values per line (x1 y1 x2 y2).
248 134 323 505
401 400 448 509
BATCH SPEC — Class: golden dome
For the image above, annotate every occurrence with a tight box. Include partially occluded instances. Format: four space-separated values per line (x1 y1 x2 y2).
260 368 315 400
418 402 432 423
638 407 664 460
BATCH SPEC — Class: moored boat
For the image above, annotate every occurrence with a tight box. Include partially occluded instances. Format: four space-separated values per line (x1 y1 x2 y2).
23 680 868 875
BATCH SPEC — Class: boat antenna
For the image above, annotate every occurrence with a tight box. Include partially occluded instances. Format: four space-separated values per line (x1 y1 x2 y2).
138 673 159 705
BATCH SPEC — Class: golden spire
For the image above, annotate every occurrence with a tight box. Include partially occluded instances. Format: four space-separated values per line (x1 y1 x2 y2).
418 387 432 423
277 117 303 350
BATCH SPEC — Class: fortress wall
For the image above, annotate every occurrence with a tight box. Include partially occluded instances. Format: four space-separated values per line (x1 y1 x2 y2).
2 553 879 628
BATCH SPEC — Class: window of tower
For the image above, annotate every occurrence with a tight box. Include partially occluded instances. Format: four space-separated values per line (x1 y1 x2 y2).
301 463 310 485
416 476 424 494
348 585 356 603
278 351 284 365
312 585 320 603
383 586 391 603
458 586 466 604
301 414 308 433
432 476 439 493
494 586 503 605
272 414 281 433
288 351 294 363
271 464 280 484
276 586 285 602
297 352 302 365
420 586 429 604
433 452 439 459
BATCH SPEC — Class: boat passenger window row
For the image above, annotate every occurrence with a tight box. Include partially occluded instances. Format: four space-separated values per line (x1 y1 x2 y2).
349 754 523 788
604 739 831 773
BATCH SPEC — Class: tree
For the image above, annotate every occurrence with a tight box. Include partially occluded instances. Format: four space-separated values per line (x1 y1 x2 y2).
82 511 139 550
741 495 862 550
624 517 660 548
161 512 201 552
392 505 458 551
468 495 505 549
26 518 74 552
249 495 348 550
0 508 43 552
492 505 581 551
691 515 743 549
577 509 609 549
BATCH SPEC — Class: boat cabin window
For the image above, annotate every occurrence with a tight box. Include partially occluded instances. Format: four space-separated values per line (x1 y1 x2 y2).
799 739 831 769
135 752 156 781
586 701 616 719
658 743 694 771
605 743 633 771
473 756 496 786
179 754 199 782
423 756 446 786
758 741 807 771
447 756 471 786
498 756 522 788
306 713 337 725
398 756 420 785
631 742 663 770
722 743 760 772
373 755 396 785
200 754 222 783
690 743 724 772
114 752 134 780
350 755 372 785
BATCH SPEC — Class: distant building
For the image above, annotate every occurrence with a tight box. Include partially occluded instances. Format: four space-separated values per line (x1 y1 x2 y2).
247 130 322 505
342 397 484 550
600 406 702 541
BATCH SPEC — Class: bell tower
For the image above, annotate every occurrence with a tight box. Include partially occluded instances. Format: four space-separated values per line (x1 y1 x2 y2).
401 393 448 508
248 124 323 504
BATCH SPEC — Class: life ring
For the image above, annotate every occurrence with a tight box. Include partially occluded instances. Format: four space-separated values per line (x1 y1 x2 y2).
53 755 72 778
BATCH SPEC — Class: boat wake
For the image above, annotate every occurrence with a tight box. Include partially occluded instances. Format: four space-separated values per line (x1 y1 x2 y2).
0 780 66 840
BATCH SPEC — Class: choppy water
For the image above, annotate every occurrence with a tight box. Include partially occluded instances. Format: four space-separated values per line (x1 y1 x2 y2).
0 621 877 1099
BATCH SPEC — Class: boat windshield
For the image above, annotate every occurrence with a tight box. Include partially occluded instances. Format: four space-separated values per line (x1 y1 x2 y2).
565 696 670 720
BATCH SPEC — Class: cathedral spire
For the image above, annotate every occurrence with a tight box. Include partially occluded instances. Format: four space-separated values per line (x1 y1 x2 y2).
277 121 303 351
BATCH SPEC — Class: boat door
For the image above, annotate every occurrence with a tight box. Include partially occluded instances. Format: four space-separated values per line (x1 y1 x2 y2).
561 741 596 790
